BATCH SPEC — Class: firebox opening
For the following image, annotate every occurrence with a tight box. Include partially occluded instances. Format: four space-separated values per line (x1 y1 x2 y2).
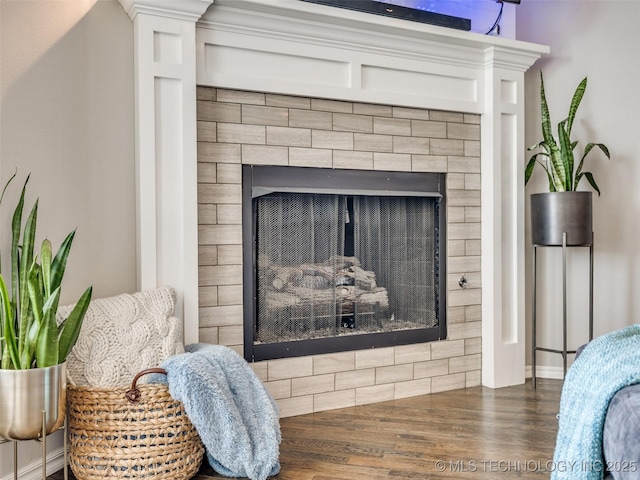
243 165 447 362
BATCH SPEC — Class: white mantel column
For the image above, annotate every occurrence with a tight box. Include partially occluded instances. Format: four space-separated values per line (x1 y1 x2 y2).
119 0 213 344
481 48 532 388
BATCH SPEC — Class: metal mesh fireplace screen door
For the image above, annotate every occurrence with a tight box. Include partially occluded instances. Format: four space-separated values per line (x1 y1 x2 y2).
255 193 438 344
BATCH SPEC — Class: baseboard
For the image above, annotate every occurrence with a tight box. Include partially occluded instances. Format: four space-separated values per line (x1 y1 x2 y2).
525 364 565 380
0 445 65 480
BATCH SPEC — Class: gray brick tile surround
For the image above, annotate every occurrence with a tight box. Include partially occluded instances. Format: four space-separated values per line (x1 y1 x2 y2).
197 87 482 417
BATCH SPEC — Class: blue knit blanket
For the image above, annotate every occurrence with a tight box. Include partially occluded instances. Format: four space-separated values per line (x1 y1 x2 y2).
552 325 640 480
153 343 281 480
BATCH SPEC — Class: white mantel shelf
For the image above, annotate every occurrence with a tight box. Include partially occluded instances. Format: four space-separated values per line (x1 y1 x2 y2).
199 0 544 59
197 0 548 114
119 0 549 389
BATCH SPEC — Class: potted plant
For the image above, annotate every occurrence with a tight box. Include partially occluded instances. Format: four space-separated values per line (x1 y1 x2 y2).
525 71 610 246
0 172 92 440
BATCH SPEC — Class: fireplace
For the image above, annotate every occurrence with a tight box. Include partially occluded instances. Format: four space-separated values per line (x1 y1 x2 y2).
119 0 547 416
243 166 446 361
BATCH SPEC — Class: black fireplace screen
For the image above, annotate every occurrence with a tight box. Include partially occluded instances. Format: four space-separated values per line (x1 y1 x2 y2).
243 166 446 361
256 192 438 343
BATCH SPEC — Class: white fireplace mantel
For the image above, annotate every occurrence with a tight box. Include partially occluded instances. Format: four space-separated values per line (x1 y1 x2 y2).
119 0 548 388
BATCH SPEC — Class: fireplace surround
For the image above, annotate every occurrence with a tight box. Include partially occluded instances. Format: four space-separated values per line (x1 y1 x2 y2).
195 86 482 415
118 0 548 415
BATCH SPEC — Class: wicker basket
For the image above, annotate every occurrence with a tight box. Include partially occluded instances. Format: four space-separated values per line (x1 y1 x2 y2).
67 368 205 480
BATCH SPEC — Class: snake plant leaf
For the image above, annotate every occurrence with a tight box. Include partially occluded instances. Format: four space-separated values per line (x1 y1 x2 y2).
539 72 551 139
548 147 565 192
558 119 574 191
526 152 548 184
22 315 41 369
35 287 61 368
26 259 43 324
57 286 92 363
50 230 76 295
0 348 11 368
525 152 555 190
10 175 29 307
528 141 547 152
566 77 587 136
580 172 601 196
0 170 17 275
0 348 10 370
574 143 610 194
0 349 8 370
525 155 537 185
18 200 38 361
0 171 17 206
25 261 43 366
22 299 42 369
41 239 52 298
539 72 559 156
0 276 19 369
540 160 555 192
596 143 610 159
579 142 610 162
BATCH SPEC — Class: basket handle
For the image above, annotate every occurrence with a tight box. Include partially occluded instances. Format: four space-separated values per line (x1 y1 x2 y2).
125 368 168 403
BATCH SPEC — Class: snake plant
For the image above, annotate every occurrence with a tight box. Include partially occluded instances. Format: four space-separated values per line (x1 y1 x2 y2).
525 71 610 195
0 172 92 369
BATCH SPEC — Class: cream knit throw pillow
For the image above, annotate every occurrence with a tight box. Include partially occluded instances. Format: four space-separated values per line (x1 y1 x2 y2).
57 286 184 387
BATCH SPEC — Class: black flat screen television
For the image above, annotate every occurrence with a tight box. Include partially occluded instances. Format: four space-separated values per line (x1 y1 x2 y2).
300 0 472 31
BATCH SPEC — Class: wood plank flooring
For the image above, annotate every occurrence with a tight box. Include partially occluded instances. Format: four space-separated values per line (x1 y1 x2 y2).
50 378 562 480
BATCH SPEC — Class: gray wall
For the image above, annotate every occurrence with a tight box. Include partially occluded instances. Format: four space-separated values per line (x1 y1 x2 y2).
0 0 135 474
517 1 640 371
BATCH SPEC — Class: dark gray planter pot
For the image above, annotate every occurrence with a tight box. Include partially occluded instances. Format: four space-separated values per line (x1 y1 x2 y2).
530 192 593 246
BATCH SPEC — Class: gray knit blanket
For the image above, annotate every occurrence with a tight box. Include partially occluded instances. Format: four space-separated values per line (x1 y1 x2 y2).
153 343 281 480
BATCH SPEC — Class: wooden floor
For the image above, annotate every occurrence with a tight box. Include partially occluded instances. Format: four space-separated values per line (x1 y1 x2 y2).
50 378 562 480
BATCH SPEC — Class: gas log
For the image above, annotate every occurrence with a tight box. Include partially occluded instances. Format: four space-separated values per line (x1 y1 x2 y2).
264 258 389 312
